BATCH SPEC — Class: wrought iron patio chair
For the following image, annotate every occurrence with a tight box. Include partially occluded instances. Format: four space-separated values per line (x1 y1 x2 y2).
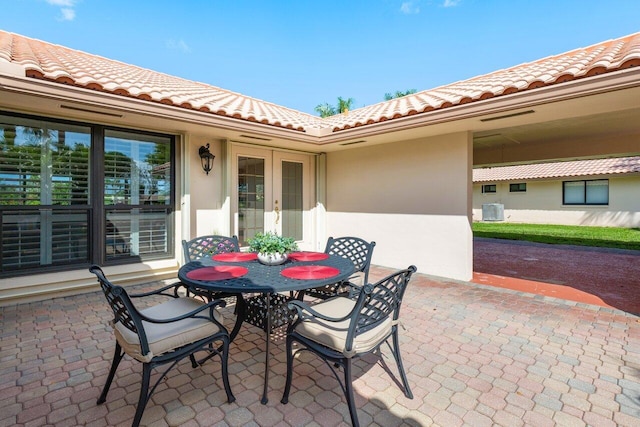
89 265 235 427
304 236 376 300
181 234 240 301
182 234 240 261
281 265 417 427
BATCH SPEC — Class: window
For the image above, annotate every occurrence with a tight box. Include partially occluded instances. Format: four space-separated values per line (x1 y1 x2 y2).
104 130 173 261
563 179 608 205
510 183 526 192
482 184 496 193
0 112 174 276
0 116 91 272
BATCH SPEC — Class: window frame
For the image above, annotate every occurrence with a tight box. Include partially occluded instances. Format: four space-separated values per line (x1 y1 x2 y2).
0 111 176 277
509 183 527 192
481 184 497 193
101 128 176 264
562 179 609 206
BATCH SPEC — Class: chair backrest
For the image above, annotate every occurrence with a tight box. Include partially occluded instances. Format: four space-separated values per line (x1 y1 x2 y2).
182 235 240 262
89 265 150 353
346 265 416 351
324 236 376 282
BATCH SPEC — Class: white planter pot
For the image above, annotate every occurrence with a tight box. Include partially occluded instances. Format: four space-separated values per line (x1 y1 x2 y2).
257 252 288 265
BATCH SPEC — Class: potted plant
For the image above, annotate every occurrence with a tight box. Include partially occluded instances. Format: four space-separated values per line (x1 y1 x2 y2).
247 231 298 265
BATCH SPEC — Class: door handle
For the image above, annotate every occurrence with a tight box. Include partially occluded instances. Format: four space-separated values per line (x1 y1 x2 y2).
274 200 280 225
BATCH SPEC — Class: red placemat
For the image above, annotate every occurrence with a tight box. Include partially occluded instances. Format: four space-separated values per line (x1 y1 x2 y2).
281 265 340 280
212 252 257 262
186 266 248 280
288 251 329 262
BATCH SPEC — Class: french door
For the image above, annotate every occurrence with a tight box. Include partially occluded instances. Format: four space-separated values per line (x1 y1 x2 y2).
231 145 314 249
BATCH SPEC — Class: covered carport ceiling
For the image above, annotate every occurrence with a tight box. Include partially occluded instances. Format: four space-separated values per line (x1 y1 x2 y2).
473 106 640 167
469 68 640 168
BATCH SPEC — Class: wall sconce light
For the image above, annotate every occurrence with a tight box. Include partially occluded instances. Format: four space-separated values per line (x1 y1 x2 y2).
198 143 215 175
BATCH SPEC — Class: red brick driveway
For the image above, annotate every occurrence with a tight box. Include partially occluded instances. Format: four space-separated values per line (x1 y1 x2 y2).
473 237 640 315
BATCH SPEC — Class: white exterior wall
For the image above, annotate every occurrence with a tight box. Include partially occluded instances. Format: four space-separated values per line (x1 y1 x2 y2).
326 132 473 281
187 137 230 239
472 175 640 227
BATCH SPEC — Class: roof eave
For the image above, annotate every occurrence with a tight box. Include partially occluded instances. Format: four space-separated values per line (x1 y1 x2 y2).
474 170 640 183
318 66 640 143
2 66 640 146
0 73 331 145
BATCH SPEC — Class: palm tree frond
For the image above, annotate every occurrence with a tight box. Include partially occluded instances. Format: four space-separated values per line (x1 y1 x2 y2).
315 103 337 118
384 89 417 100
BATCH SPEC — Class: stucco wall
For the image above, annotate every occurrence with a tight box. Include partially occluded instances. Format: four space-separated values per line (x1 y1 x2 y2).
326 132 473 281
472 175 640 227
187 136 229 239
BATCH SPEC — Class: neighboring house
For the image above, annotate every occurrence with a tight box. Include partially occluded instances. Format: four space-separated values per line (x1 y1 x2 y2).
1 29 639 304
473 156 640 227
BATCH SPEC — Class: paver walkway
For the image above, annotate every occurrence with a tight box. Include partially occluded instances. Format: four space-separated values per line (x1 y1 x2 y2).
1 266 639 426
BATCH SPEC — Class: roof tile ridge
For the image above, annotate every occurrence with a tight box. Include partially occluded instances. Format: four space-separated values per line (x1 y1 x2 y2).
610 33 640 68
0 31 14 63
497 33 640 75
454 34 636 88
3 32 41 71
7 30 211 86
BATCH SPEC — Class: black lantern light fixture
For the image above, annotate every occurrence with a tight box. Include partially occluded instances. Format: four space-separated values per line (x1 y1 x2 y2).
198 143 215 175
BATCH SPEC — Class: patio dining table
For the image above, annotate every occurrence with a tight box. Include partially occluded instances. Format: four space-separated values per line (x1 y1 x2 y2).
177 251 355 403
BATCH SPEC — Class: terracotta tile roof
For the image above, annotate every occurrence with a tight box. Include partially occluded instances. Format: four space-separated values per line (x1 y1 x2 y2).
325 32 640 132
0 31 320 132
1 30 640 133
473 156 640 182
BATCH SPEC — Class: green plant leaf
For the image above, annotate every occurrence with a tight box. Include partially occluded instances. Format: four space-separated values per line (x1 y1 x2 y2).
247 231 299 254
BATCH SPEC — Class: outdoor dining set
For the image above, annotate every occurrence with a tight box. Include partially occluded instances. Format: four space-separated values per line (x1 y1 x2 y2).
90 234 417 427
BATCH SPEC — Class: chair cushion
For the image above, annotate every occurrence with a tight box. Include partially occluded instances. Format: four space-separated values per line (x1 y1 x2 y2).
294 297 391 357
113 297 223 363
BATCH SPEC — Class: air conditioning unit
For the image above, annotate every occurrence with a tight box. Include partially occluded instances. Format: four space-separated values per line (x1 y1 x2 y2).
482 203 504 221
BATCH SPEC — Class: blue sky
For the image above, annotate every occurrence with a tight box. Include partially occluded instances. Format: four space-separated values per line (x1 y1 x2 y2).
2 0 639 115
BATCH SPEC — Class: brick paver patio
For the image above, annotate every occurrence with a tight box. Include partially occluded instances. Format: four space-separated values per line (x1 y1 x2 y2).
1 266 639 426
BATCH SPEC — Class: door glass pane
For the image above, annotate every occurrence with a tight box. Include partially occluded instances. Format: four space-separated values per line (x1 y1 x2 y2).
281 161 303 240
238 156 265 245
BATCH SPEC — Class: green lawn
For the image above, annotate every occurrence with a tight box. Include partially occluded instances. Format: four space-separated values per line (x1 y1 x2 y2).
472 222 640 251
